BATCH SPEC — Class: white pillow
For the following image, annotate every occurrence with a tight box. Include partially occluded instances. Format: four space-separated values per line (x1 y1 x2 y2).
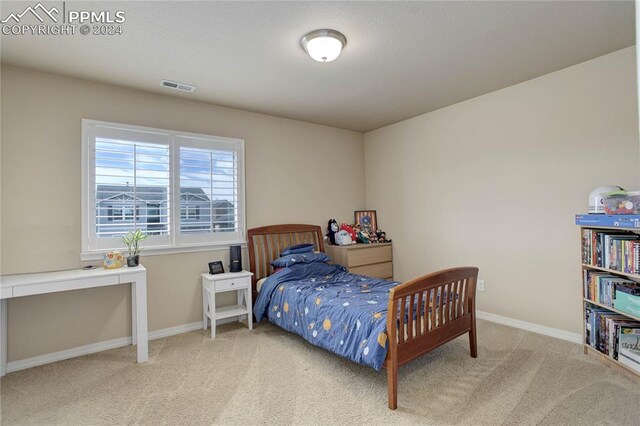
256 277 268 293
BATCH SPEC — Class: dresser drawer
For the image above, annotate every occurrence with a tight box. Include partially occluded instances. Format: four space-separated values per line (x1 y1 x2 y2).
349 262 393 280
214 276 250 292
346 245 392 267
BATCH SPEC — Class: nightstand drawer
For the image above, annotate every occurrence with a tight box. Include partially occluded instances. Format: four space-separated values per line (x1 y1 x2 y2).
347 245 392 267
214 276 250 292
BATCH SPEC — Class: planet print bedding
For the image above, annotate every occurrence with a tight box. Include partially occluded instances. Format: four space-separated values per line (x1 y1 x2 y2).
253 261 400 370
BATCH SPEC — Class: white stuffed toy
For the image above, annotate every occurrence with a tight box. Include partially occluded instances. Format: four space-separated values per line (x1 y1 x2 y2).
335 229 353 246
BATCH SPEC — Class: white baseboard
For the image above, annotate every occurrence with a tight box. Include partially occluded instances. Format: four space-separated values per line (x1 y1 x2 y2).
6 336 134 373
6 316 242 374
148 321 203 340
477 310 582 344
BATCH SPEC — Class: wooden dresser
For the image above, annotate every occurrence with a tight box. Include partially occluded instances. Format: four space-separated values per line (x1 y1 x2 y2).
325 243 393 280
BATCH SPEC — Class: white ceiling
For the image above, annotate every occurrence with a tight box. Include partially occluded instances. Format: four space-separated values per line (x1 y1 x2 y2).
0 1 635 132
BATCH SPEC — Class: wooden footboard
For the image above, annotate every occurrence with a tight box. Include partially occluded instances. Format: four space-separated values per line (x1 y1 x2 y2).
385 267 478 409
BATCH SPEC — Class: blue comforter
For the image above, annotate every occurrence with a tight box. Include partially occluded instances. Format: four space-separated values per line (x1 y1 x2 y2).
254 262 400 370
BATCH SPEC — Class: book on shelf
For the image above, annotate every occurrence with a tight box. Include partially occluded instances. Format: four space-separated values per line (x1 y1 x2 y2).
582 270 638 308
617 327 640 373
615 290 640 318
581 229 640 274
576 214 640 229
584 306 640 359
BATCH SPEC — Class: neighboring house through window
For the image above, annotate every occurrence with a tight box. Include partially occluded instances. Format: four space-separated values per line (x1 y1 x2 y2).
97 185 168 234
181 206 200 220
109 207 134 221
82 120 245 259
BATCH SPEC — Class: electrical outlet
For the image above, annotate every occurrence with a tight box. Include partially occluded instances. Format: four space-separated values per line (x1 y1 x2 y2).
477 280 485 292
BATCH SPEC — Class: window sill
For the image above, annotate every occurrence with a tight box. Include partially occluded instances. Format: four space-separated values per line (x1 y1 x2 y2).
81 241 246 261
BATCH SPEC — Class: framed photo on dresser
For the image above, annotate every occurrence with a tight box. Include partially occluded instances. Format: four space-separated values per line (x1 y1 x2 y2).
354 210 377 231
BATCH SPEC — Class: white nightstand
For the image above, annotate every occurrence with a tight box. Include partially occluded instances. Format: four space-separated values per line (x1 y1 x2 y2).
201 270 253 339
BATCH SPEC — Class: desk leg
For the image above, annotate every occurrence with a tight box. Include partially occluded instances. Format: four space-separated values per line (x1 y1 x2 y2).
131 284 137 345
1 299 7 376
133 274 148 363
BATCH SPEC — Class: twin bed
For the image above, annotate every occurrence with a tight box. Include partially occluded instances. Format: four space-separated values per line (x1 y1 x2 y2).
248 224 478 410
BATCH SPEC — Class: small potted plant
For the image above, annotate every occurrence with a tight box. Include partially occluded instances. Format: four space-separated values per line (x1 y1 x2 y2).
122 230 147 267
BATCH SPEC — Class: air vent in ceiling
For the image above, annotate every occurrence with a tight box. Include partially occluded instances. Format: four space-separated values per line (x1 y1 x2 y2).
161 79 196 93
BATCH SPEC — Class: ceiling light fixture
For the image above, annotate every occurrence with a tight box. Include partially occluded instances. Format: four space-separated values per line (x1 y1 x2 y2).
300 29 347 63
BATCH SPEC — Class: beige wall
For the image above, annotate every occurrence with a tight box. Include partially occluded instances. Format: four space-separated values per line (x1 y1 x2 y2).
364 47 639 334
0 65 365 361
2 45 638 362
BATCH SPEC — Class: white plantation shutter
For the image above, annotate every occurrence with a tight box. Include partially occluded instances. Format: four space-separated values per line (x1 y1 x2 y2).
87 124 172 250
177 135 244 245
82 120 245 257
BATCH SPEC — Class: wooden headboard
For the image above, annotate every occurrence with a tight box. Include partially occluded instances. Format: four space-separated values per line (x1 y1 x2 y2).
247 224 325 297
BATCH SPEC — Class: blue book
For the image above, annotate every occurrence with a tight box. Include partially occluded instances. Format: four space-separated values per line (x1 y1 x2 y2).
576 214 640 229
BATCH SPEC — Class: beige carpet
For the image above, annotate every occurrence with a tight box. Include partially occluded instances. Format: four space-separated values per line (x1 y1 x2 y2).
1 319 639 425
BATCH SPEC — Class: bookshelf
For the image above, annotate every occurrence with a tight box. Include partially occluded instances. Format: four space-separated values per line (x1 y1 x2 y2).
577 221 640 380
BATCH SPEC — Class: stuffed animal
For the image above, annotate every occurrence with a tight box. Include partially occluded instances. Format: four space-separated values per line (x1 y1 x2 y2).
357 230 370 244
352 223 362 242
376 229 391 243
340 223 357 242
326 219 338 245
335 229 354 246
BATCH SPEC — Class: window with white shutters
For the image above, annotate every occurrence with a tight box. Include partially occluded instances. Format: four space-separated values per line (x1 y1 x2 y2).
82 120 245 259
177 135 243 245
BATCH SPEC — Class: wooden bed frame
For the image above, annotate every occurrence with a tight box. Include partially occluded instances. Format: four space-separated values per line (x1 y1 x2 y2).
248 224 478 410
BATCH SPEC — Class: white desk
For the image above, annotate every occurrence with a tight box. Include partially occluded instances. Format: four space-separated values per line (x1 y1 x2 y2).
0 266 148 376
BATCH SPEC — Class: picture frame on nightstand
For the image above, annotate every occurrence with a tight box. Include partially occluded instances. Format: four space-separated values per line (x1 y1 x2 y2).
208 261 225 275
